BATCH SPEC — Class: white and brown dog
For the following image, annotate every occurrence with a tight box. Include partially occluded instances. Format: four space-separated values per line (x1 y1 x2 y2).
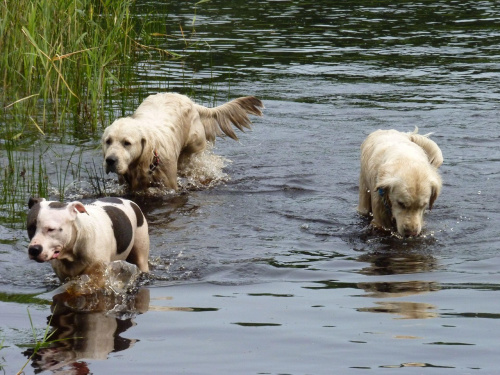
102 92 264 191
27 197 149 281
358 128 443 237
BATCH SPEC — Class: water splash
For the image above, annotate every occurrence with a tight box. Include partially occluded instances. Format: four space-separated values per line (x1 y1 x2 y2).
49 144 231 199
177 144 231 191
38 261 149 317
51 261 142 297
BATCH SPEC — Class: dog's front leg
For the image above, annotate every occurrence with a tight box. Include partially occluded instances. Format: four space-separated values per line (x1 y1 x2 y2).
156 159 178 190
357 174 372 216
370 190 393 231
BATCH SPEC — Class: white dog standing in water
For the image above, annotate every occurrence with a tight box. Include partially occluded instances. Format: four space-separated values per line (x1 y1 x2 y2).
102 93 263 191
27 197 149 281
357 128 443 237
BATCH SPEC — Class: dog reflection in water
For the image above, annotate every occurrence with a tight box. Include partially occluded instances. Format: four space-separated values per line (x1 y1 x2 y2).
24 284 149 373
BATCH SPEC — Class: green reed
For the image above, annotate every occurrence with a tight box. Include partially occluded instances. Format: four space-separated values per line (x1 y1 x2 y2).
0 0 139 224
17 308 63 375
0 0 213 228
0 138 48 227
1 0 137 132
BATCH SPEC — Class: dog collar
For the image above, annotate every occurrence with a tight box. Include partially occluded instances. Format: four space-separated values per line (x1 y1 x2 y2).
378 188 392 215
149 149 160 173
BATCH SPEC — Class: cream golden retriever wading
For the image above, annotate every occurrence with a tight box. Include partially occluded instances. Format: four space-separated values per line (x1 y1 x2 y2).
102 93 263 191
357 128 443 237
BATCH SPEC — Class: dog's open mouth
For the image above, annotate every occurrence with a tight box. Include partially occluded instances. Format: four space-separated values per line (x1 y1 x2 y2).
52 251 60 259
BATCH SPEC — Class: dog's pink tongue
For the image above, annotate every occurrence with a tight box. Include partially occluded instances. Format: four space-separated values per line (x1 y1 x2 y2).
52 252 60 259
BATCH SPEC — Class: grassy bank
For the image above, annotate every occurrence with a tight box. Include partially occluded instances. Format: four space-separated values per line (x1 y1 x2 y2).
0 0 140 221
0 0 213 226
1 0 137 134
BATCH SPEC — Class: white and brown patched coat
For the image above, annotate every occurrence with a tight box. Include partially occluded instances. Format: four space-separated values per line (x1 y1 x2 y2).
27 197 149 281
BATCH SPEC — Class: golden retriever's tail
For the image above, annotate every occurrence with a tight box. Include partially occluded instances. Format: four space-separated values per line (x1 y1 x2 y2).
194 96 264 141
408 127 444 168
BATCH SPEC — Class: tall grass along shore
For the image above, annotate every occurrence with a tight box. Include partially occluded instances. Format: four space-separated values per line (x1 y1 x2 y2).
0 0 210 227
1 0 137 134
0 0 139 225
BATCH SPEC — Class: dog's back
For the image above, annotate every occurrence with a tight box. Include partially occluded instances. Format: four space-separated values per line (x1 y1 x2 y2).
90 198 150 272
133 93 263 141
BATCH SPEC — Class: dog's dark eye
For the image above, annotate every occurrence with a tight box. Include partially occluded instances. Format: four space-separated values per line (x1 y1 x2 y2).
397 201 407 209
105 139 111 145
47 227 55 233
123 140 132 147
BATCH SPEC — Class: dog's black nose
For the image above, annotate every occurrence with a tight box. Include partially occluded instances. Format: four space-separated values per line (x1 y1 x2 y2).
105 157 117 166
28 245 43 258
105 157 117 173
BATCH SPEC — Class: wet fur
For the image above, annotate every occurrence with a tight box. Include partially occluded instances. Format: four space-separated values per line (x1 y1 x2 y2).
357 128 443 236
102 93 263 191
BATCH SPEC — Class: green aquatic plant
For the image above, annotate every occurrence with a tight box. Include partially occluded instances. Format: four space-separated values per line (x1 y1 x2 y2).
0 0 138 134
0 139 48 228
16 309 59 375
0 338 5 374
0 0 138 223
83 157 110 197
0 0 214 226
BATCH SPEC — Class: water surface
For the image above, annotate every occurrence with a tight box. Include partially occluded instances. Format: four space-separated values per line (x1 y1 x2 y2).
1 0 500 374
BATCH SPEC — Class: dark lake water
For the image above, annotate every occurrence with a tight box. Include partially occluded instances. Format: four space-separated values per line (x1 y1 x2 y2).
1 0 500 373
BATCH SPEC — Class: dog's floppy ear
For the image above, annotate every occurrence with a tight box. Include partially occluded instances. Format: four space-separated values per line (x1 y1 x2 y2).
138 136 150 170
375 165 399 195
375 176 397 202
375 181 393 196
408 129 444 168
28 197 45 209
68 202 88 219
428 180 442 210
